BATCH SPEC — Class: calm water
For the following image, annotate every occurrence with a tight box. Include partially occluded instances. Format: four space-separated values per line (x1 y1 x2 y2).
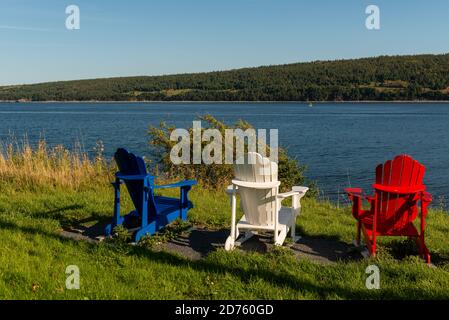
1 102 449 202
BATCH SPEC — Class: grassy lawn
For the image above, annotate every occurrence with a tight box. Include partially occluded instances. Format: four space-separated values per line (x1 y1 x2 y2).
1 142 449 300
1 182 449 300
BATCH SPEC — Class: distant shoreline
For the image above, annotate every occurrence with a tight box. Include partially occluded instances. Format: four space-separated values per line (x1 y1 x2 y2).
2 54 449 103
1 100 449 104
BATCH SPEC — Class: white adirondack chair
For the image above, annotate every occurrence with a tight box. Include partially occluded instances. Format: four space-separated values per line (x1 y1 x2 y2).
224 152 308 251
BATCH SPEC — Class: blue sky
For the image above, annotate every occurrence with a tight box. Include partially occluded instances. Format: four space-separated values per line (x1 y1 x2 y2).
1 0 448 85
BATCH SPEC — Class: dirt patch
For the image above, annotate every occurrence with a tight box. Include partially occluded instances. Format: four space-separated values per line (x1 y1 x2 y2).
60 224 361 264
156 228 360 264
153 228 229 260
289 237 362 264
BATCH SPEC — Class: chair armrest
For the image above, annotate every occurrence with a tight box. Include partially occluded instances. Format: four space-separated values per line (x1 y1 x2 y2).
278 187 308 218
115 173 152 181
292 186 309 198
422 191 432 203
345 188 371 220
292 186 309 193
154 180 197 189
231 179 281 190
345 188 363 197
345 188 375 204
226 185 238 195
421 191 432 219
277 190 300 199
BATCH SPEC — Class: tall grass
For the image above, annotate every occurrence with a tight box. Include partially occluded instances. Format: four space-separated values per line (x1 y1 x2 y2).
0 139 112 191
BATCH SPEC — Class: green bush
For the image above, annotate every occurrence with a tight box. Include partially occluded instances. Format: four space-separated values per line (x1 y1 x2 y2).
148 115 317 196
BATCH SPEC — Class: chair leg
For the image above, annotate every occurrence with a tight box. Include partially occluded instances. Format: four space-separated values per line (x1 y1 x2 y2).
291 195 301 242
370 234 377 257
273 187 280 245
105 180 123 236
361 228 376 257
415 235 431 264
356 221 362 246
290 211 301 242
275 226 287 246
225 187 238 251
235 231 256 246
134 222 156 242
370 243 377 257
291 216 296 241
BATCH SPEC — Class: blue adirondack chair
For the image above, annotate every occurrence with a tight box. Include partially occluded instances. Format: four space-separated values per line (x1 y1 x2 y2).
104 148 197 241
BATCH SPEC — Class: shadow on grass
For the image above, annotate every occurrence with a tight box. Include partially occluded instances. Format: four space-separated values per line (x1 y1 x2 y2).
381 238 449 267
26 204 84 227
295 224 348 242
160 228 230 259
295 224 449 266
0 216 79 244
291 225 361 263
160 227 354 263
25 204 110 234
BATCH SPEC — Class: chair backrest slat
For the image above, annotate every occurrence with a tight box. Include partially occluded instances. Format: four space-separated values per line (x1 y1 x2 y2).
234 152 278 226
401 155 414 186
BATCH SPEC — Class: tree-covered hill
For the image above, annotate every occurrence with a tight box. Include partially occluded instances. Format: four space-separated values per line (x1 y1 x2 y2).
1 54 449 102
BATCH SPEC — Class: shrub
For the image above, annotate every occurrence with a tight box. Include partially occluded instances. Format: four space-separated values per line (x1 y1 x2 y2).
148 115 317 196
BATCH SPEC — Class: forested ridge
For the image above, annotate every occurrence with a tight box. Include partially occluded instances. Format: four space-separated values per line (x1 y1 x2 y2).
2 54 449 102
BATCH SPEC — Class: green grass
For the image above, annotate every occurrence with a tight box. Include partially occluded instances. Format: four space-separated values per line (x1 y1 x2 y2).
1 182 449 300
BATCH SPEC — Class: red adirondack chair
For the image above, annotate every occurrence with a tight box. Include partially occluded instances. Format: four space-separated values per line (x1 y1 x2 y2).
345 155 432 264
